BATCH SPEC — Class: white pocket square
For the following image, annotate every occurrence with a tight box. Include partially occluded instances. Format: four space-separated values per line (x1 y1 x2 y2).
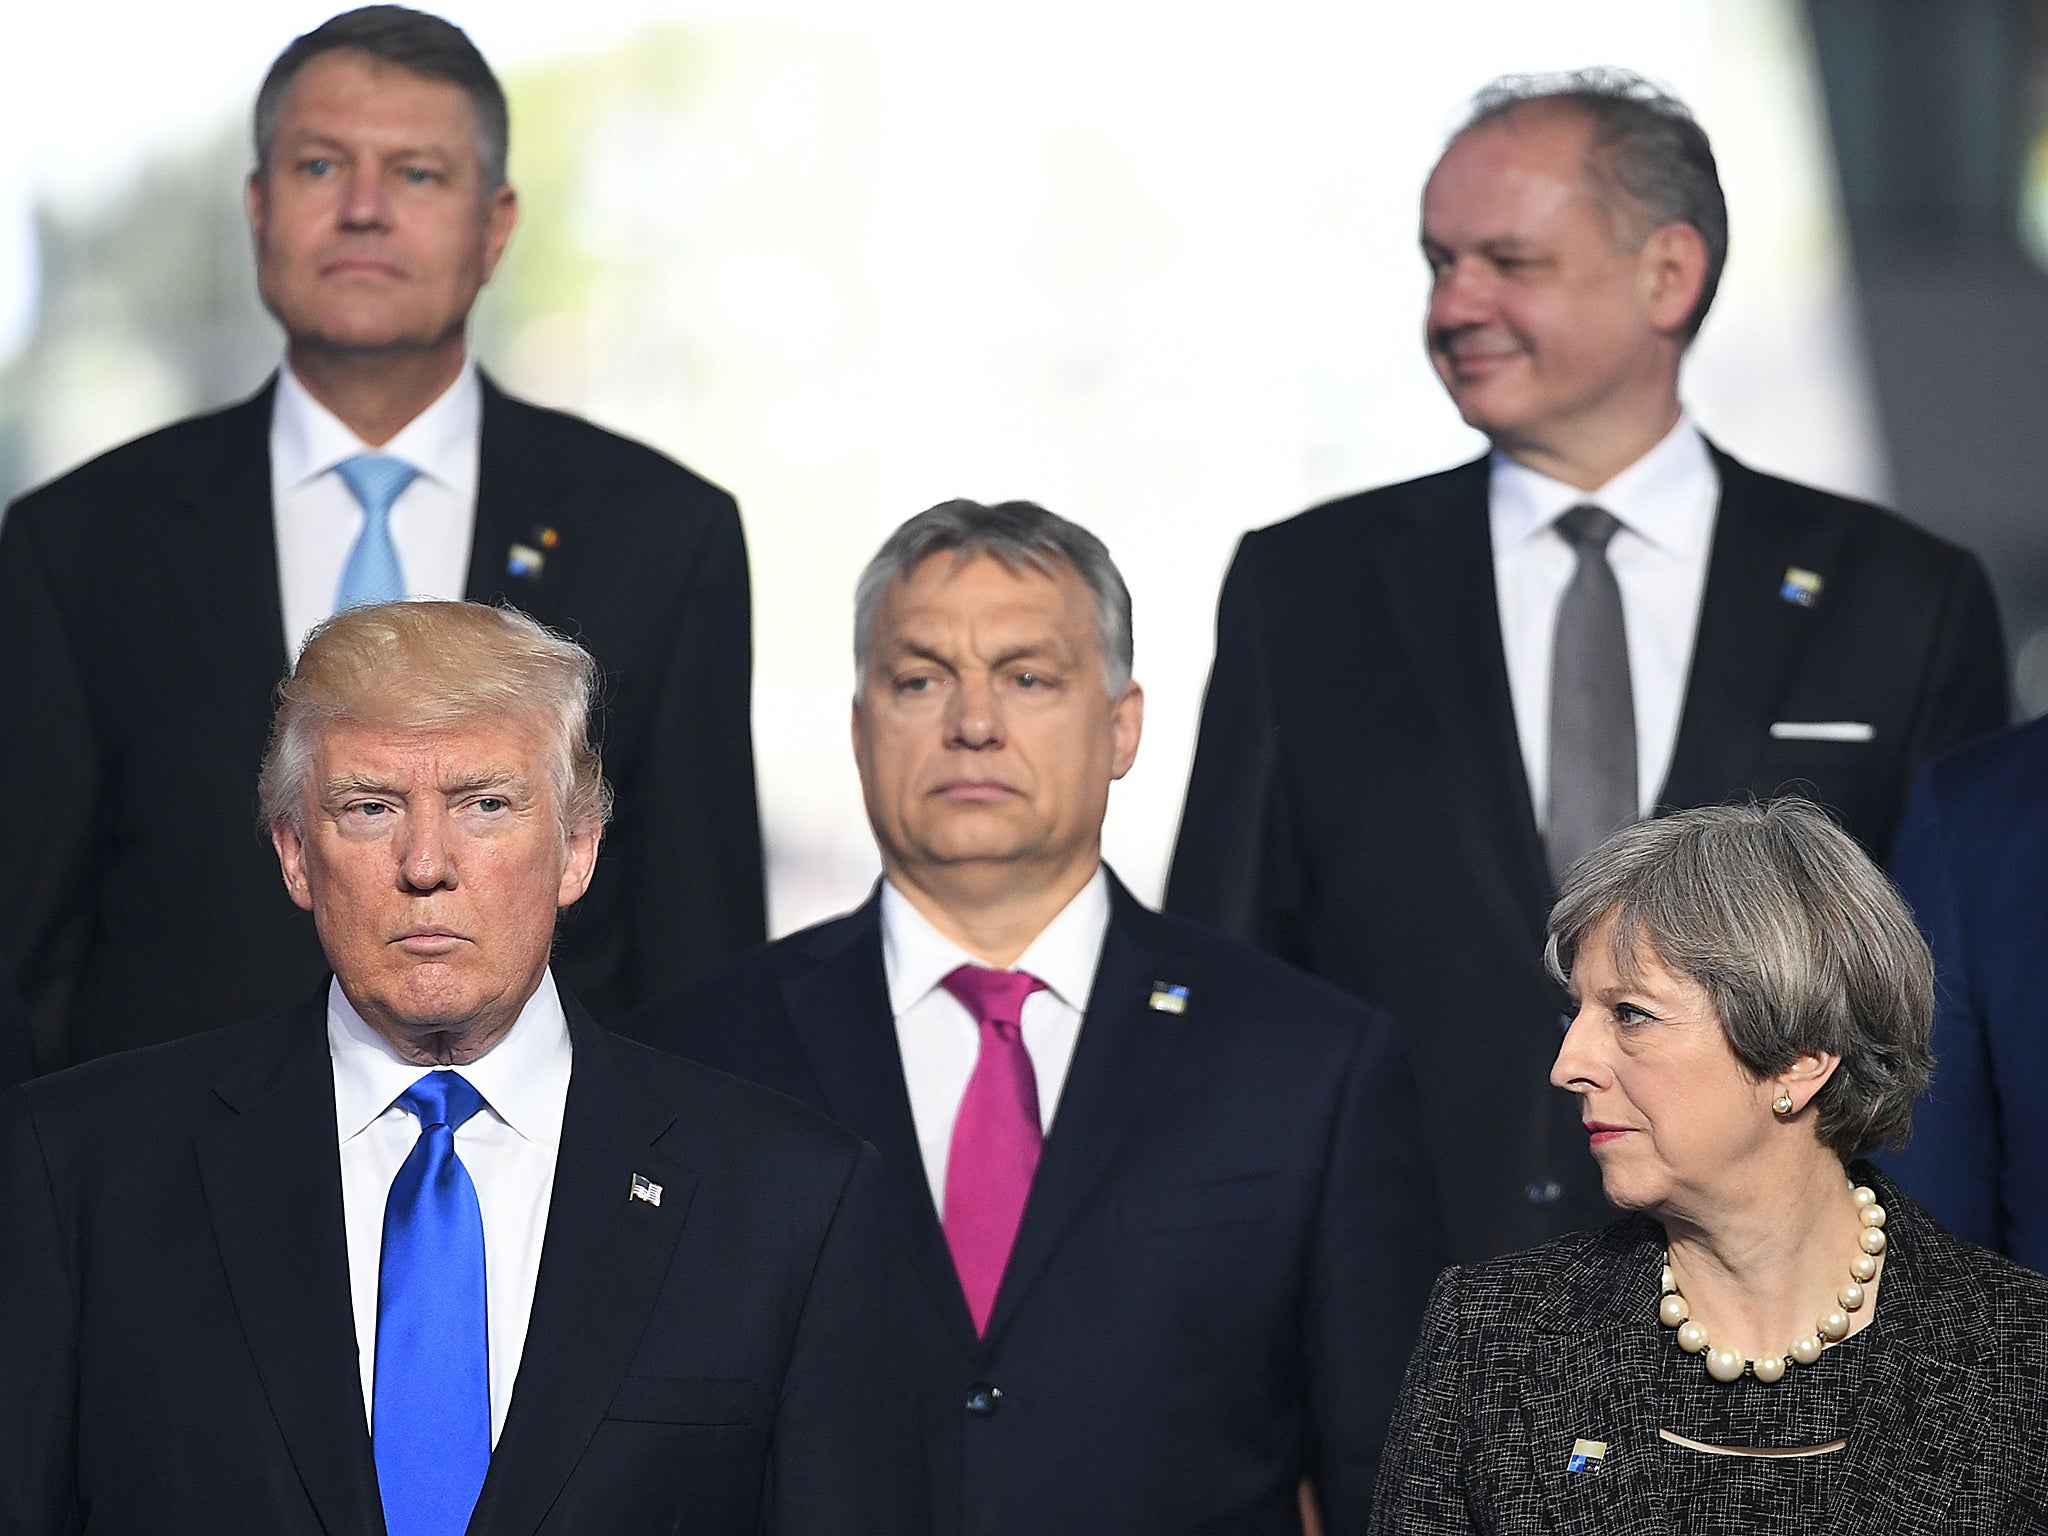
1769 721 1874 743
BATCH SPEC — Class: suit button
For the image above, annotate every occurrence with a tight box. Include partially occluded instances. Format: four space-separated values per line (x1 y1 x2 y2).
964 1383 1002 1416
1526 1178 1563 1205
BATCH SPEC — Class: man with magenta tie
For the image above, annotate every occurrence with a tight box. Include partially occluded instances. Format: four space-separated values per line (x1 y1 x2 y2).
628 500 1443 1535
0 5 765 1072
0 601 893 1536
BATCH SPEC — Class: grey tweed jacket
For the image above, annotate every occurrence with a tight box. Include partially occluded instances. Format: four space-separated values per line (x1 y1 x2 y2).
1368 1168 2048 1534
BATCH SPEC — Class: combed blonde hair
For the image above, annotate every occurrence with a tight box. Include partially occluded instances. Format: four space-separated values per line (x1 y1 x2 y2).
259 601 613 836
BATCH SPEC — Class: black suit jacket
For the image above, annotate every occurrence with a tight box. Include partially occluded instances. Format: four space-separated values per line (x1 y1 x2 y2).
0 376 765 1068
1166 448 2007 1261
626 876 1445 1536
0 961 29 1088
1877 714 2048 1270
1368 1169 2048 1534
0 992 893 1536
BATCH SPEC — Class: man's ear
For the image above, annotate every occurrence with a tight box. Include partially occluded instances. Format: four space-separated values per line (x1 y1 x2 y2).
479 185 518 284
556 823 600 909
1639 220 1709 339
272 818 315 912
1109 681 1144 781
246 170 269 246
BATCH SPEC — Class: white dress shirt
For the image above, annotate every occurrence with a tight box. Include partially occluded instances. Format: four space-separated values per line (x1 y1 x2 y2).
1490 415 1720 824
331 969 572 1446
271 358 481 657
881 867 1111 1217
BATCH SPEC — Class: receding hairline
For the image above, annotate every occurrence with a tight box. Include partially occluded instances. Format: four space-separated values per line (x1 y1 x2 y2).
859 545 1114 678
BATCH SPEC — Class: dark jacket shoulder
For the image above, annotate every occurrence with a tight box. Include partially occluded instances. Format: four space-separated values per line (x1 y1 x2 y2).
5 387 269 531
480 380 737 514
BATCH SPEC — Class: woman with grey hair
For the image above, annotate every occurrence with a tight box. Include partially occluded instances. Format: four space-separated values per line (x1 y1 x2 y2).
1370 799 2048 1533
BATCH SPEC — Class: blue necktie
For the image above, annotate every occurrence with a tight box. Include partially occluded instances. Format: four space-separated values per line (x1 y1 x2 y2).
333 453 419 612
374 1071 491 1536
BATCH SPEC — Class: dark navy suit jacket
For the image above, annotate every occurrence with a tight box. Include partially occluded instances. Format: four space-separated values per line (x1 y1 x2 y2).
0 991 896 1536
1880 713 2048 1272
0 962 29 1087
625 874 1445 1536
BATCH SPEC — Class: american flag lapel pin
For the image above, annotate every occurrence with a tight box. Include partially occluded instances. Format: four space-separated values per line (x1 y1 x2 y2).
630 1173 663 1207
1147 981 1190 1015
1778 567 1823 607
1566 1438 1607 1473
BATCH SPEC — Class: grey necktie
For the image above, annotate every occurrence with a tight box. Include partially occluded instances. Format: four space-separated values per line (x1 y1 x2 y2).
1546 504 1637 885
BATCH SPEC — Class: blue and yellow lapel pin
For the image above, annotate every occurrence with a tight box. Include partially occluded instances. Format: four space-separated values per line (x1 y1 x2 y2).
1147 981 1190 1015
1566 1438 1607 1473
507 525 561 581
1778 567 1823 608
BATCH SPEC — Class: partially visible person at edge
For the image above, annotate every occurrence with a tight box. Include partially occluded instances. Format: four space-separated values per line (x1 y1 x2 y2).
1370 799 2048 1534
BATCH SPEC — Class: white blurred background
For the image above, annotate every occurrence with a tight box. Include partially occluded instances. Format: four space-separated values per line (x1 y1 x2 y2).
0 0 1884 933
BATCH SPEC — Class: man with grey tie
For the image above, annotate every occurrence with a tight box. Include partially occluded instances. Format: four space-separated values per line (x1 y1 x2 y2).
1167 67 2007 1261
0 5 763 1070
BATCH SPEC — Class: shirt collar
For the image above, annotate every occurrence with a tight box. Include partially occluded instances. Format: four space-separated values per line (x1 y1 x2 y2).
1489 414 1717 560
272 355 481 494
328 967 572 1147
880 866 1111 1018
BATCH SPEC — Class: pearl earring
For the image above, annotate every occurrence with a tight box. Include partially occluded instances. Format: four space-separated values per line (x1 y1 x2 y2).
1773 1093 1795 1116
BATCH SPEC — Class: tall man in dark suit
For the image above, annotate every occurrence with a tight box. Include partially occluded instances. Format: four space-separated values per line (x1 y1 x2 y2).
0 5 763 1071
629 500 1442 1535
1878 717 2048 1272
1167 69 2007 1263
0 601 890 1536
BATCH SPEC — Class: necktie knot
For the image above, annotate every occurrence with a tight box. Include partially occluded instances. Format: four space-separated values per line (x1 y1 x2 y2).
1555 503 1622 556
942 964 1047 1036
335 453 421 518
396 1070 486 1133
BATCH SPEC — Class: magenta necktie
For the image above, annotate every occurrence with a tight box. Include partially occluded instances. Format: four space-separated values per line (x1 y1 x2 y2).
941 964 1049 1335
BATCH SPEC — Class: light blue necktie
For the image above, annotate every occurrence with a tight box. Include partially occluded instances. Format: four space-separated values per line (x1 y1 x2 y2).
333 453 419 612
374 1070 491 1536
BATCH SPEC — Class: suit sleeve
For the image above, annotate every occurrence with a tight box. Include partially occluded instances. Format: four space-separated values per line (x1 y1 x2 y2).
1878 765 2003 1249
0 506 102 1072
616 492 767 1007
1366 1268 1473 1536
1893 550 2005 848
0 1090 80 1533
1304 1013 1447 1531
1164 535 1312 968
766 1141 904 1536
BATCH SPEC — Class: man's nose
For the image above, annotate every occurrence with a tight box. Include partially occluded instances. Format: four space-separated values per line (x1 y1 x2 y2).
948 674 1001 748
398 808 457 891
338 165 392 230
1427 257 1495 333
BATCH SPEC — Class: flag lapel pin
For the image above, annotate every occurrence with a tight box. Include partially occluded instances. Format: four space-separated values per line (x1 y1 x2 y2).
1779 567 1823 607
1566 1438 1607 1473
630 1173 663 1207
507 525 560 581
1147 981 1190 1015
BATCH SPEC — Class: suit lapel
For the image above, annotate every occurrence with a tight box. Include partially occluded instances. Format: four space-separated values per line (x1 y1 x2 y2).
468 378 574 624
469 1006 697 1536
155 383 292 719
1658 447 1846 812
779 899 979 1349
193 995 384 1536
1367 459 1553 942
1517 1224 1676 1536
978 880 1183 1349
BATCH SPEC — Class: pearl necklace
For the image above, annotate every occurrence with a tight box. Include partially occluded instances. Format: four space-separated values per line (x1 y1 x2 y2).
1657 1183 1888 1383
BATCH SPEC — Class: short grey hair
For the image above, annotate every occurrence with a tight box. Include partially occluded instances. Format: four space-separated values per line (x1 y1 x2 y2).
259 600 611 838
1458 67 1728 339
254 6 509 193
852 500 1135 695
1545 799 1934 1161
